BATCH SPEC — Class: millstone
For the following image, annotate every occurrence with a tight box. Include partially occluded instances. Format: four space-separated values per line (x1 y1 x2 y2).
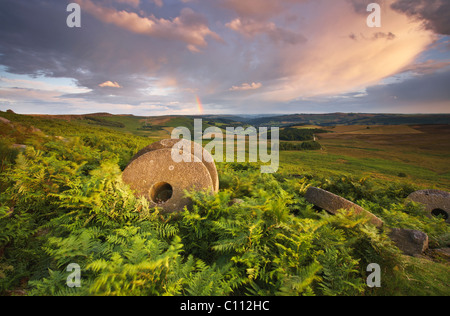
407 190 450 224
123 142 216 213
128 138 219 193
305 186 384 228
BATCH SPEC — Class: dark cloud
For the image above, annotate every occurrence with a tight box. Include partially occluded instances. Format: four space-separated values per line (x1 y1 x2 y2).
372 32 396 40
391 0 450 35
348 32 396 41
349 0 450 36
366 68 450 103
348 0 383 14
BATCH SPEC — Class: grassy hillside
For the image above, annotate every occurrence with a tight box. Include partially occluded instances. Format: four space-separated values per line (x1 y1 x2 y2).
248 113 450 127
0 111 449 296
25 113 245 139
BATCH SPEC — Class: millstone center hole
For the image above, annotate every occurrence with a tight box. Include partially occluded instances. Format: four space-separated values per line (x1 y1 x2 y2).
431 208 448 220
150 182 173 204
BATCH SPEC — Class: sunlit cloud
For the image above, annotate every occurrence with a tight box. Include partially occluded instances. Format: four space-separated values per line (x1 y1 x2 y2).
75 0 221 52
257 0 436 102
229 82 263 91
98 81 122 88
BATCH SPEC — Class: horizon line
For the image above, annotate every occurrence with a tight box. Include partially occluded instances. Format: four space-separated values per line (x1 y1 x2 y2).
2 110 450 117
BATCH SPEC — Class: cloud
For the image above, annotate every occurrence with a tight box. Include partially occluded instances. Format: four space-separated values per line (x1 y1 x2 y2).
226 18 305 44
114 0 141 8
229 82 263 91
222 0 307 20
223 0 307 45
99 81 122 88
400 60 450 75
365 68 450 104
222 0 282 19
0 77 90 94
75 0 221 52
0 0 447 115
349 31 397 41
256 0 436 102
268 67 450 114
391 0 450 35
348 0 381 14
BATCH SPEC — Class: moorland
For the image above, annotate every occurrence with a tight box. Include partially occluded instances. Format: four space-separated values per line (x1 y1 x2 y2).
0 110 449 296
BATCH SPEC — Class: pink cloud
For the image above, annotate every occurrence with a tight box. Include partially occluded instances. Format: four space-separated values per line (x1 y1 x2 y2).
226 18 276 36
255 0 436 102
75 0 221 52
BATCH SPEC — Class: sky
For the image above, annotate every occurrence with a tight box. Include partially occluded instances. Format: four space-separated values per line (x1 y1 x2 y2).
0 0 449 116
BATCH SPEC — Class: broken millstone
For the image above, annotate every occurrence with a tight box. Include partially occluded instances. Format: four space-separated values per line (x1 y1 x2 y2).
305 187 384 228
122 139 218 213
407 190 450 224
388 228 429 256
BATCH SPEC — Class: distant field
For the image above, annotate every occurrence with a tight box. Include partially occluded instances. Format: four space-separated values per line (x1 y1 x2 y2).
322 125 423 134
294 124 450 190
198 124 450 190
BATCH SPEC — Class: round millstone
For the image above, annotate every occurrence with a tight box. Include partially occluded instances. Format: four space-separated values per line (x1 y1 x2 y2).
407 190 450 224
128 139 219 193
122 148 214 213
305 186 384 228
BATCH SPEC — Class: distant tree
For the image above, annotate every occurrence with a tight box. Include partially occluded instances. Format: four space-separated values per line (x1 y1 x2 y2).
279 141 322 151
279 128 314 141
301 141 322 150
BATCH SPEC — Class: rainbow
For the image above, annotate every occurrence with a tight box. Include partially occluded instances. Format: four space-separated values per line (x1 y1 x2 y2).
196 95 204 115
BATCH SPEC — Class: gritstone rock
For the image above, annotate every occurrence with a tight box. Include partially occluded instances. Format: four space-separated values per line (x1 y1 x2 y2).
429 248 450 262
407 190 450 224
388 228 429 256
12 144 27 151
128 138 219 193
0 117 11 125
305 186 384 228
123 140 217 213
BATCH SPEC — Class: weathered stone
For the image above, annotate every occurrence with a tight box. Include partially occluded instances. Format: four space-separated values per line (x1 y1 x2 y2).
30 126 42 134
231 198 244 205
305 187 384 228
55 136 69 142
122 148 214 213
129 139 219 193
0 117 11 125
388 228 429 256
407 190 450 223
429 248 450 262
12 144 27 151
